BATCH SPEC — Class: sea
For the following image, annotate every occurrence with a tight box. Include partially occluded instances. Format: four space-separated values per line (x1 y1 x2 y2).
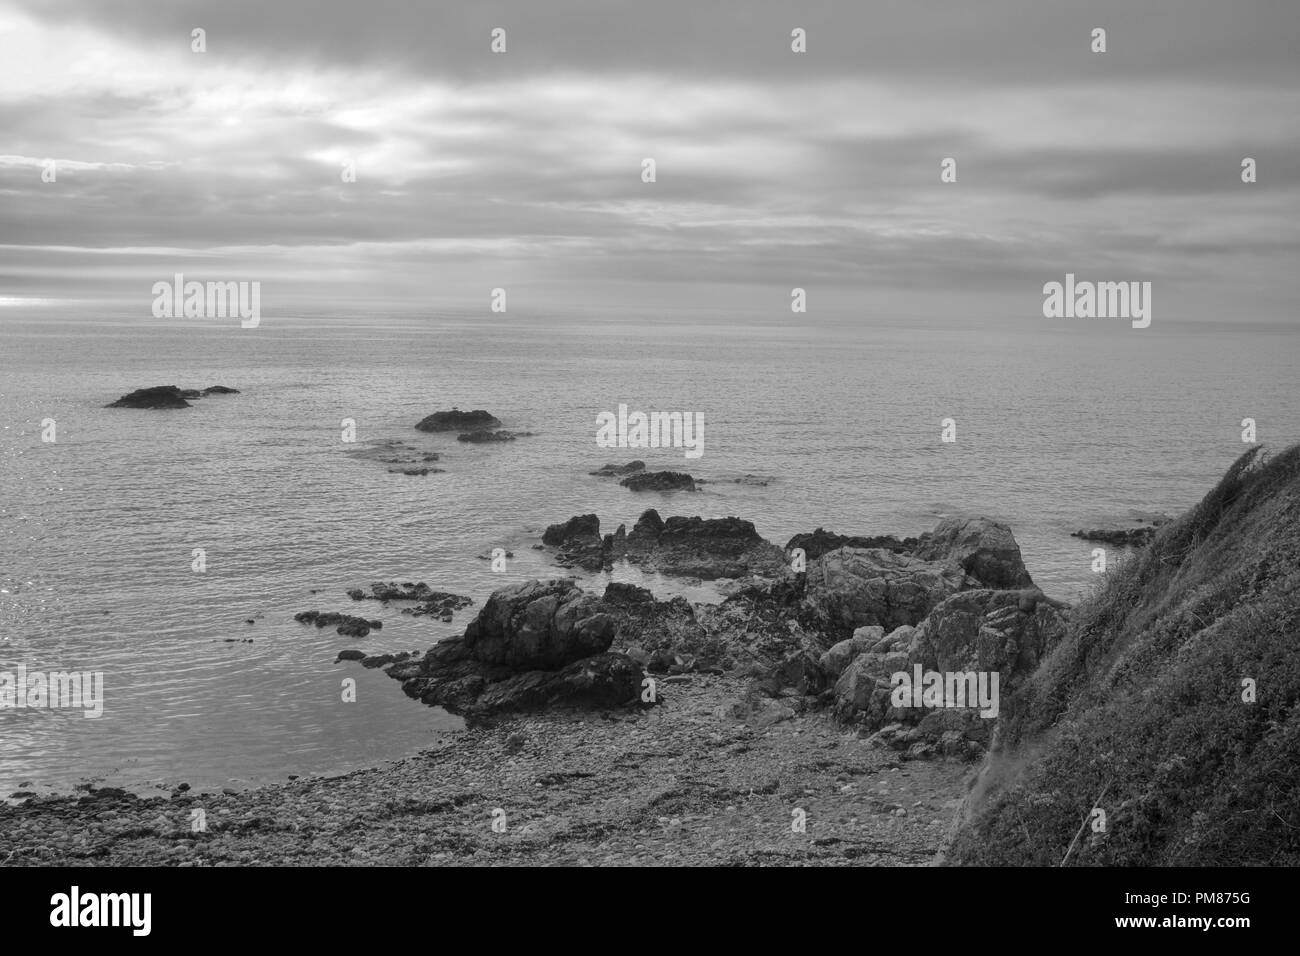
2 300 1296 795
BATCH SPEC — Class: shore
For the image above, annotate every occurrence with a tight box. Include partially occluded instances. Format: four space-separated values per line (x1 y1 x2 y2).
1 673 971 866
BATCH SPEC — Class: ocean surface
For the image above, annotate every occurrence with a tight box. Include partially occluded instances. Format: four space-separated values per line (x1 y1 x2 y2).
2 302 1297 795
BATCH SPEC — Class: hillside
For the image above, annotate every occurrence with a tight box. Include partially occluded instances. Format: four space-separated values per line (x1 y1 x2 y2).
948 444 1300 865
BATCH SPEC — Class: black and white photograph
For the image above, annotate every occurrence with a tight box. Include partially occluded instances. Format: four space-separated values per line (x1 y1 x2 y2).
0 0 1297 930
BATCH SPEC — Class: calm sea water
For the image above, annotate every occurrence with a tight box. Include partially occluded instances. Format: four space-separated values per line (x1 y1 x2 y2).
2 302 1296 794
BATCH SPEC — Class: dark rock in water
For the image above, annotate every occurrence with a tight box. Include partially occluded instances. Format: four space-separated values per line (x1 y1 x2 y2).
294 611 383 637
590 461 646 477
620 471 697 492
360 651 413 669
786 528 916 562
336 649 367 662
107 384 242 409
696 474 775 487
1071 526 1157 548
387 578 641 717
457 429 519 443
106 385 193 409
619 509 787 579
542 514 605 570
346 582 473 620
415 408 501 432
387 466 444 476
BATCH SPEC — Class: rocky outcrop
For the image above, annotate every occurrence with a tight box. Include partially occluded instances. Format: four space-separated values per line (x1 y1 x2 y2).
829 589 1069 758
542 514 605 571
913 516 1034 589
384 579 643 718
295 610 384 638
802 547 966 639
619 471 697 492
202 385 240 395
590 461 645 477
786 528 916 562
345 582 473 622
613 509 787 579
415 409 501 432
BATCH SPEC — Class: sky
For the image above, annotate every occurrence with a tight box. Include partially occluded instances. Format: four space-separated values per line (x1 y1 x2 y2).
0 0 1297 321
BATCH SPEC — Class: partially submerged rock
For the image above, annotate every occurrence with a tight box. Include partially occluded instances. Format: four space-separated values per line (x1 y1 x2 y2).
346 582 473 622
415 409 501 432
457 429 524 443
1071 526 1158 547
106 384 241 408
542 514 605 571
106 385 193 409
295 611 383 638
619 471 697 492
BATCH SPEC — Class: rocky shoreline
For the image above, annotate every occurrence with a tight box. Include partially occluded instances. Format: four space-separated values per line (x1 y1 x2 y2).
3 505 1069 865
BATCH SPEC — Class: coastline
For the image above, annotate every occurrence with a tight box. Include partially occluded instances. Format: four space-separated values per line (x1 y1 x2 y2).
1 673 970 866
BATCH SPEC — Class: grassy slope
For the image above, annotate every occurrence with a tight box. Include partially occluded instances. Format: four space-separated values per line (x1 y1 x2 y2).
949 445 1300 865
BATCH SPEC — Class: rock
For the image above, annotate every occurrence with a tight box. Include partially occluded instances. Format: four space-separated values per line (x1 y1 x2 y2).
388 466 443 476
360 652 412 669
819 626 884 680
786 528 916 562
589 461 645 477
387 579 644 718
1071 527 1157 548
294 611 383 637
619 471 697 492
463 579 617 670
201 385 240 395
346 582 473 620
913 516 1034 589
620 509 787 579
335 649 367 662
541 514 605 571
803 547 965 639
415 409 501 432
832 588 1069 754
105 385 193 409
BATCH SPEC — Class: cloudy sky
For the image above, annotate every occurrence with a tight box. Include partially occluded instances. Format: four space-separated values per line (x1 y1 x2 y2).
1 0 1297 320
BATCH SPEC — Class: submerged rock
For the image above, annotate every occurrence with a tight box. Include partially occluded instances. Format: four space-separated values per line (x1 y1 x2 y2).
415 409 501 432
